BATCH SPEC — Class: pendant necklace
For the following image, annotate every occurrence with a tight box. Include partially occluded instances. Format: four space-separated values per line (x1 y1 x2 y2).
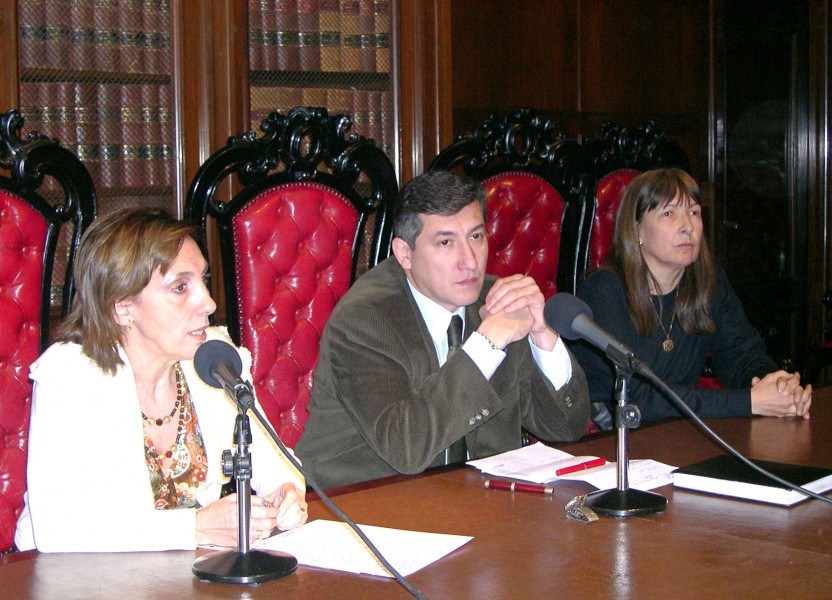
651 296 676 352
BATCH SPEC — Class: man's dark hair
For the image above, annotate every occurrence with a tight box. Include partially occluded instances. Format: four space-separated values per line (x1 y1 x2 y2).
393 171 487 247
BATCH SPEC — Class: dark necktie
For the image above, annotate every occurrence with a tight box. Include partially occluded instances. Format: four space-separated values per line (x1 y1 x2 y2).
447 314 463 359
444 314 467 464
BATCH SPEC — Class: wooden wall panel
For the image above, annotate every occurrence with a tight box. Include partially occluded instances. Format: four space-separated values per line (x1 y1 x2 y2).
0 0 19 110
448 0 709 176
450 0 578 136
578 0 709 176
399 0 453 183
579 0 708 116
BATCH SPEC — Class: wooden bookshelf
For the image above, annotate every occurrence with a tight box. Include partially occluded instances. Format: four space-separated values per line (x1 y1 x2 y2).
247 0 395 162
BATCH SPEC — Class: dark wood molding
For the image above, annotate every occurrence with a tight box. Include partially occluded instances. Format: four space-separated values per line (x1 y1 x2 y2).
0 0 19 110
398 0 452 184
807 0 830 348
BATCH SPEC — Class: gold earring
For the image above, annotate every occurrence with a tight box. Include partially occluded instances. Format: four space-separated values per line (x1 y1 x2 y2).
639 237 643 246
127 320 133 331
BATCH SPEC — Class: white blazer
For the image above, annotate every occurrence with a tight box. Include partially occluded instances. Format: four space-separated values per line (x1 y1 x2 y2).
15 327 304 552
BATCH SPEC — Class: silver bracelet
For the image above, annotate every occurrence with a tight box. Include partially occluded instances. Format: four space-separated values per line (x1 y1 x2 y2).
476 331 501 351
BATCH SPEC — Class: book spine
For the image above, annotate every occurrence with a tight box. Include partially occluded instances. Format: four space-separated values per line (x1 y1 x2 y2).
358 0 375 72
97 82 122 189
43 4 70 70
69 0 95 71
158 83 173 188
350 87 368 138
367 88 382 146
374 0 390 74
250 86 271 131
340 0 360 72
18 83 43 130
156 0 172 73
121 0 147 74
319 0 340 72
380 89 391 156
56 82 77 151
252 0 270 72
120 84 143 188
74 82 99 184
276 88 304 114
18 0 46 69
141 83 161 187
275 0 299 71
327 88 350 119
94 0 121 73
302 87 326 109
39 82 76 192
297 0 321 72
142 0 161 75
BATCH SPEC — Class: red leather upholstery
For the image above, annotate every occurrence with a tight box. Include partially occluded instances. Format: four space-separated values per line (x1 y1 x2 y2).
0 190 48 553
588 168 640 269
483 172 566 299
232 183 359 448
188 108 398 450
695 376 724 389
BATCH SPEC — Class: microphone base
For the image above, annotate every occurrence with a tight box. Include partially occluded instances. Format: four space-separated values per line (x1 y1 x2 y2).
583 488 667 518
192 548 298 584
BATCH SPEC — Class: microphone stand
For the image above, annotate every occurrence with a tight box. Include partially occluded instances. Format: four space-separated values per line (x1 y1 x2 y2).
192 383 297 584
582 348 667 517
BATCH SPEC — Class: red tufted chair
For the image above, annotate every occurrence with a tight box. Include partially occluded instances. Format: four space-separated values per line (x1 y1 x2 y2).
585 168 640 270
0 110 96 552
428 108 583 297
186 108 398 448
575 120 691 285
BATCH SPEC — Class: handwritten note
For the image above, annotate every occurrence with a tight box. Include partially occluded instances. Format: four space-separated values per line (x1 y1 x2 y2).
567 459 677 491
254 519 472 577
467 442 602 483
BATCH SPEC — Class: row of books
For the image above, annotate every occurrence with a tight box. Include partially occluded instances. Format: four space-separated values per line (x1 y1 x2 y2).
18 0 171 74
20 81 174 191
250 87 393 158
249 0 390 73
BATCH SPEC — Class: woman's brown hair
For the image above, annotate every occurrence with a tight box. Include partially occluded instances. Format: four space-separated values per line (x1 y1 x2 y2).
57 207 198 374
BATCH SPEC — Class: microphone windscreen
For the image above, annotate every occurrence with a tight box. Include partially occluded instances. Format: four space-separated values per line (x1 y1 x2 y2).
543 293 594 340
193 339 243 389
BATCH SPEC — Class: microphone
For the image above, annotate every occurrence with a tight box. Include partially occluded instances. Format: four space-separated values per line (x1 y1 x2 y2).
194 339 256 409
192 338 432 596
543 293 652 377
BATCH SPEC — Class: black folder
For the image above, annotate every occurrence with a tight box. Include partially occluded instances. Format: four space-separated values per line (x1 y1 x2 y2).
672 455 832 506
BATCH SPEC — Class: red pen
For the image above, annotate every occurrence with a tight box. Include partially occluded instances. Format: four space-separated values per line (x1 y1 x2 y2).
555 457 607 476
484 480 553 494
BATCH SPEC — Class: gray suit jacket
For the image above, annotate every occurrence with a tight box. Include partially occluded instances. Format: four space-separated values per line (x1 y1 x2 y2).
295 257 590 489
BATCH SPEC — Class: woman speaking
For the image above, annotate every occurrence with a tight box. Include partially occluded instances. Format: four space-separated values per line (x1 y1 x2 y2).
15 208 307 552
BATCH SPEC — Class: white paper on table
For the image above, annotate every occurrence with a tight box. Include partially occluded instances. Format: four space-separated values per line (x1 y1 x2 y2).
466 442 677 490
253 519 472 577
466 442 603 483
559 459 677 491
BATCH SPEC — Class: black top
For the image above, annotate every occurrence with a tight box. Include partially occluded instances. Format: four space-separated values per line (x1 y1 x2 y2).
570 266 777 422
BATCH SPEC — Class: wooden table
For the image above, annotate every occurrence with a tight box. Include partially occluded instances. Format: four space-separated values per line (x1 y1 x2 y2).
3 390 831 599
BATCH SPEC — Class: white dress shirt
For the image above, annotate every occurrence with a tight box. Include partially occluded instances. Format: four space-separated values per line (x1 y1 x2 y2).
407 281 572 389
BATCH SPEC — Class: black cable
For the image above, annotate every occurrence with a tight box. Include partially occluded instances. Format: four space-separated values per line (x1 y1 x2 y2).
641 370 832 506
250 406 430 600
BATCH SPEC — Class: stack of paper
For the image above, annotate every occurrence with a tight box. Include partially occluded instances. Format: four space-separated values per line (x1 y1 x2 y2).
254 519 472 577
468 442 676 491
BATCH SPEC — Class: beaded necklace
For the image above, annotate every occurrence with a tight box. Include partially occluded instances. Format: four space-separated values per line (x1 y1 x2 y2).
143 363 187 460
142 363 206 508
